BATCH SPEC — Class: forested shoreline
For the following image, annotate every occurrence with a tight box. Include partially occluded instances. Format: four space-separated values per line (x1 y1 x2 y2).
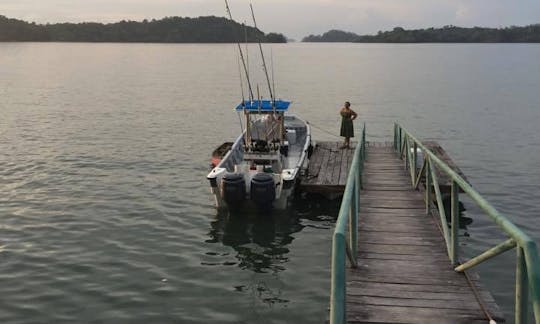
0 15 286 43
303 25 540 43
4 14 539 44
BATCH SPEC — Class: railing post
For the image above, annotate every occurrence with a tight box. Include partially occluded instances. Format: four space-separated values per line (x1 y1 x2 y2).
350 171 359 265
412 142 418 186
393 124 397 150
425 158 431 214
362 123 366 159
515 247 529 324
359 133 364 190
330 233 346 324
404 139 409 171
398 127 403 159
359 148 363 190
451 180 460 266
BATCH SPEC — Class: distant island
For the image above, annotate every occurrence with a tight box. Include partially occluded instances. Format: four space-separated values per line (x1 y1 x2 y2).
0 15 286 43
303 25 540 43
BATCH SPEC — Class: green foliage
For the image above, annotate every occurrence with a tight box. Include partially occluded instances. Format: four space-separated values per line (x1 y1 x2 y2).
265 32 287 43
302 25 540 43
0 15 50 41
302 29 361 42
0 15 287 43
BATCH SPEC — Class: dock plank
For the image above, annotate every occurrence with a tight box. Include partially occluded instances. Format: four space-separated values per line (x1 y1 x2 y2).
305 144 324 182
300 141 355 194
345 143 505 323
338 145 352 186
316 143 332 185
347 304 491 324
331 144 343 185
323 144 340 185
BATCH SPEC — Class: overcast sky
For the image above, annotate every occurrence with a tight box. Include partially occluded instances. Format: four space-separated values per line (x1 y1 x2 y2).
1 0 540 40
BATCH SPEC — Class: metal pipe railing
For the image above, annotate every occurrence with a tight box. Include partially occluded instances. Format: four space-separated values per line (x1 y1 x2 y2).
330 123 366 324
394 123 540 324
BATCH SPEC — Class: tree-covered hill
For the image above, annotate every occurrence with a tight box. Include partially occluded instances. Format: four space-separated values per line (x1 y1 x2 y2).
303 30 360 42
0 15 287 43
303 25 540 43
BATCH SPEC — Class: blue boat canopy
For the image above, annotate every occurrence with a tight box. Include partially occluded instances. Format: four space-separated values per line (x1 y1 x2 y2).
235 99 290 112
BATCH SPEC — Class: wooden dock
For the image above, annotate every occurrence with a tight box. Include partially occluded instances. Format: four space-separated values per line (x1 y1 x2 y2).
301 141 466 197
300 141 355 194
346 142 504 323
423 141 469 194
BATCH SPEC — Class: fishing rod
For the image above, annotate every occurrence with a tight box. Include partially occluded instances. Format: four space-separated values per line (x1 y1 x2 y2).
270 48 276 103
244 22 250 86
249 3 274 106
237 55 246 104
224 0 254 101
257 85 261 114
236 55 246 142
270 48 283 143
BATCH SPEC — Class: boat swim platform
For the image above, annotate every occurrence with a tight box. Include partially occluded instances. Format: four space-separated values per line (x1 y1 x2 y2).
300 141 468 196
344 142 504 323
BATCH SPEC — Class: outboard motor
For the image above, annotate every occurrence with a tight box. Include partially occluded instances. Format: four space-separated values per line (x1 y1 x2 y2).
221 173 246 207
250 173 276 207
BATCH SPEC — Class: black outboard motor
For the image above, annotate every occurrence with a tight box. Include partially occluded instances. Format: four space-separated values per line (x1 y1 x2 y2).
250 173 276 207
221 173 246 207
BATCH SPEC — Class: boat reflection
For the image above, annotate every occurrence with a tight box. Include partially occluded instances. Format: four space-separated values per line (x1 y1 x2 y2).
207 210 302 273
206 195 339 274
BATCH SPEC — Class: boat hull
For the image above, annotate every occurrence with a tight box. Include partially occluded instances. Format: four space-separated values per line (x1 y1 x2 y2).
207 115 311 210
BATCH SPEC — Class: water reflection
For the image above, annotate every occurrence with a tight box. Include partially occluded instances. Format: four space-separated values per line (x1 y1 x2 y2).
439 194 473 231
206 211 299 273
206 195 338 274
203 196 337 311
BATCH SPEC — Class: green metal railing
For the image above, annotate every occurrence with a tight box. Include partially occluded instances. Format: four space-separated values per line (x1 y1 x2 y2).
330 124 366 324
394 123 540 324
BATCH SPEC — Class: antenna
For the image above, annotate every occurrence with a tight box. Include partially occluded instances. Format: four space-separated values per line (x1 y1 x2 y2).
249 3 274 105
225 0 254 101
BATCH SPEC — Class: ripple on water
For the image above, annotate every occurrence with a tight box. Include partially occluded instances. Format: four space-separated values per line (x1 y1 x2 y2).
2 43 540 323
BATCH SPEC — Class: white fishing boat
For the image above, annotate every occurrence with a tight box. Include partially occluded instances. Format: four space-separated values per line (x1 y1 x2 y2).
207 100 311 210
208 1 311 210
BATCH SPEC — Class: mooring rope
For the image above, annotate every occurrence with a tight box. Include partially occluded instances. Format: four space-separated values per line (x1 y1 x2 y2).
307 121 341 139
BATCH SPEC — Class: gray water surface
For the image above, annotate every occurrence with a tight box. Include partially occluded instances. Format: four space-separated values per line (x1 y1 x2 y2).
1 42 540 323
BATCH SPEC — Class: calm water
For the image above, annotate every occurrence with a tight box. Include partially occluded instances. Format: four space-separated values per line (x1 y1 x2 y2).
1 42 539 323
